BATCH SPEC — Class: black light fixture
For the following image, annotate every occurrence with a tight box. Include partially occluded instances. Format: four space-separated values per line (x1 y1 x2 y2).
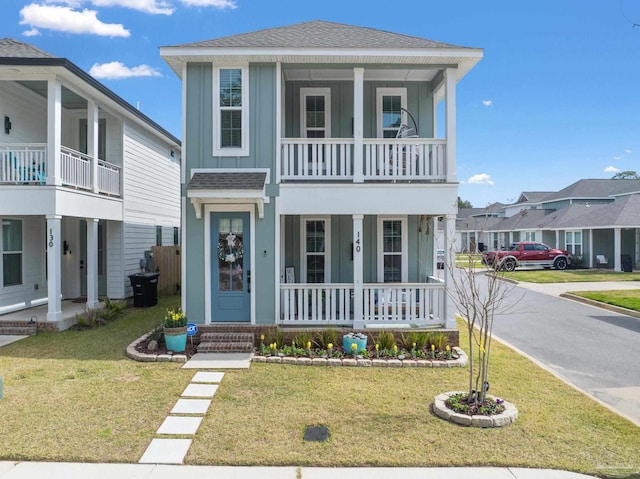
63 241 71 255
4 116 11 134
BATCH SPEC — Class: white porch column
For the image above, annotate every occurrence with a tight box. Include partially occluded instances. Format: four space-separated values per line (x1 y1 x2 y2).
275 61 282 184
87 100 99 193
444 68 457 183
353 67 364 183
46 215 62 321
588 229 594 268
352 214 364 328
444 214 456 329
46 80 62 186
614 228 622 271
86 218 99 309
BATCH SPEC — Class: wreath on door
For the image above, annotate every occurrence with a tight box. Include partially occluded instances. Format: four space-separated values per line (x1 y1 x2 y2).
218 232 244 263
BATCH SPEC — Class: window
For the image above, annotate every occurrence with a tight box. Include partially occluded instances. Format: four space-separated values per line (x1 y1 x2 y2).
213 66 249 156
301 88 331 139
565 231 582 255
376 88 407 138
156 226 162 246
301 218 330 283
2 219 22 287
173 227 180 246
524 231 537 242
377 217 408 282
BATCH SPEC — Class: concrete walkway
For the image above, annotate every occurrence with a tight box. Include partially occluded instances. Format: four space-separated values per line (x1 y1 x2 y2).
0 463 600 478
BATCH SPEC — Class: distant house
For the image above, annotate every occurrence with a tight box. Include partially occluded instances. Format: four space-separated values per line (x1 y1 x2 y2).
0 39 181 329
161 21 483 328
456 179 640 271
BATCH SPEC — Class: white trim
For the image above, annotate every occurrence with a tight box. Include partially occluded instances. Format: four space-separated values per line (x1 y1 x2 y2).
376 87 407 139
376 216 408 282
204 203 255 325
181 63 187 185
181 196 187 313
275 198 282 322
0 217 24 288
300 87 331 138
276 61 282 184
212 65 250 157
300 216 331 283
353 67 364 183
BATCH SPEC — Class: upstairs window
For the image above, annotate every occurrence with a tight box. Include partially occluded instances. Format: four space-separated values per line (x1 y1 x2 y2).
214 66 249 156
376 88 407 138
301 88 331 139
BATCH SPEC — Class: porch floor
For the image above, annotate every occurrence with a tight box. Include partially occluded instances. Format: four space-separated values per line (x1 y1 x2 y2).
0 300 95 328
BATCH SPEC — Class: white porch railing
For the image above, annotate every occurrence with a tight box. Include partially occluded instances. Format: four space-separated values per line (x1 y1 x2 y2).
279 279 446 326
363 279 445 325
279 138 447 182
61 146 92 190
280 139 354 180
280 283 354 325
1 143 121 197
98 160 121 196
363 139 447 180
0 143 47 184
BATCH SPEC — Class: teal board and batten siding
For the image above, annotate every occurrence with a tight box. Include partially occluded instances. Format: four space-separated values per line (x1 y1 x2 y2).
284 80 434 138
184 62 278 324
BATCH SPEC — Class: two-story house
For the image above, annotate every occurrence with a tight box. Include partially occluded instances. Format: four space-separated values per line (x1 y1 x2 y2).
0 39 181 330
161 21 482 329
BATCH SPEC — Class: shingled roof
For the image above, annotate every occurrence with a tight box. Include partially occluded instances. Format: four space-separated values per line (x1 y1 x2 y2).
170 20 465 50
0 38 54 59
542 179 640 202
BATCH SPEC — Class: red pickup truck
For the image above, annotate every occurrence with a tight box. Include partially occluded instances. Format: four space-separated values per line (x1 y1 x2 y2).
482 242 570 271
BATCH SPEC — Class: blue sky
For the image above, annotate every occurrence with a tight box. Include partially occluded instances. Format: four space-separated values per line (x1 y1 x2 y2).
3 0 640 207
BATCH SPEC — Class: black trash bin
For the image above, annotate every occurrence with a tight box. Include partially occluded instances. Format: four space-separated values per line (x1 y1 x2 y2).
128 272 160 307
478 242 485 252
621 254 633 273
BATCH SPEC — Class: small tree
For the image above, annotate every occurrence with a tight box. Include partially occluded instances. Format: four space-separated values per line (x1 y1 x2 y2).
446 224 517 407
611 170 639 180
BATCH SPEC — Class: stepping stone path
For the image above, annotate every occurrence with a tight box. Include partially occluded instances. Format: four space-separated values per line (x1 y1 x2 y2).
139 370 225 465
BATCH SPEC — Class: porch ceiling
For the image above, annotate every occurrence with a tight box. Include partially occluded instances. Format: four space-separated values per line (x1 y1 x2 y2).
282 67 440 82
14 80 87 109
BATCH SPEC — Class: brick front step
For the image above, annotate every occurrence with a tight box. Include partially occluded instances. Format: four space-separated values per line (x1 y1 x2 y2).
0 325 37 336
197 341 253 353
199 332 254 344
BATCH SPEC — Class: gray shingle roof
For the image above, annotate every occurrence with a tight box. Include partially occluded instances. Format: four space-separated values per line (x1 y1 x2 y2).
170 20 466 50
542 179 640 202
187 172 267 190
553 194 640 228
0 38 54 58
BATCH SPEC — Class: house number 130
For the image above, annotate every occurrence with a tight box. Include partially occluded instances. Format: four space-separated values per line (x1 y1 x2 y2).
48 228 54 248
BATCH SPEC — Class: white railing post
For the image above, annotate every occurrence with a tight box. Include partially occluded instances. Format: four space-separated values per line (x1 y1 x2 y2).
353 67 364 183
353 214 364 328
445 67 457 183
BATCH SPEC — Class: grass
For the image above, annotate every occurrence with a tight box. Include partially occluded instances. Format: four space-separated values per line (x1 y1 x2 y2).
505 269 640 283
571 289 640 312
1 299 639 477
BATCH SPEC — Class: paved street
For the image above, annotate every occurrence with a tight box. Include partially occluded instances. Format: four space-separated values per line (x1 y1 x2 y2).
451 275 640 425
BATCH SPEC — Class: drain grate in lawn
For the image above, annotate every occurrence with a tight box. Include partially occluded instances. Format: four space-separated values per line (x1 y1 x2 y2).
304 425 330 442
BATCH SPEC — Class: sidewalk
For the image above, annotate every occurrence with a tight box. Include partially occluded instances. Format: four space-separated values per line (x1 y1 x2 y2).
514 280 639 298
0 462 601 478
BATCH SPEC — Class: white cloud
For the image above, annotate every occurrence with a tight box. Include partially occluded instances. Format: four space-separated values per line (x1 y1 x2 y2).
89 61 161 79
625 149 632 154
22 28 41 36
91 0 174 15
468 173 494 185
178 0 237 8
482 100 493 107
20 3 130 37
613 156 622 161
604 166 621 173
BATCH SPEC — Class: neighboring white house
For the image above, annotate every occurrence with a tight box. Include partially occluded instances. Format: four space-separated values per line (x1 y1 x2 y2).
0 39 181 329
161 21 482 329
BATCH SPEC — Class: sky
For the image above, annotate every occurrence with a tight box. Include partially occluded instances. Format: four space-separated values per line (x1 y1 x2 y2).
2 0 640 208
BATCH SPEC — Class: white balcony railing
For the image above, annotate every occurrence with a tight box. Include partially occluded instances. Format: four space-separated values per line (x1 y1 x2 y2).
279 138 447 182
0 144 47 184
1 143 121 197
280 138 354 180
279 279 445 326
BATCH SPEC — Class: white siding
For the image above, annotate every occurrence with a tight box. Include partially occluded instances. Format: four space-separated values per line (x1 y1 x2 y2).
121 123 180 296
0 82 47 143
0 216 47 314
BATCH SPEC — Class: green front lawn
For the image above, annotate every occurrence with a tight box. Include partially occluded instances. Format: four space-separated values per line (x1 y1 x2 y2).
0 299 639 477
571 290 640 312
506 269 640 283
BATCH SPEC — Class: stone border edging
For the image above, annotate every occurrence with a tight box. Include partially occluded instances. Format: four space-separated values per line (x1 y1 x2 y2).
432 391 518 427
560 293 640 319
251 347 467 368
125 333 467 368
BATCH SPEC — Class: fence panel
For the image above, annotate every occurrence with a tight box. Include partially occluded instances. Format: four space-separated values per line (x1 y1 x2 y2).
151 246 181 296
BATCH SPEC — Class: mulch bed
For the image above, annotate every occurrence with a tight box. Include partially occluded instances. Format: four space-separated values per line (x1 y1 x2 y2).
134 336 198 358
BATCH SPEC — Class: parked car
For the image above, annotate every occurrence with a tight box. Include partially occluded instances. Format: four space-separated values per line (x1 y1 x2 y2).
482 242 570 271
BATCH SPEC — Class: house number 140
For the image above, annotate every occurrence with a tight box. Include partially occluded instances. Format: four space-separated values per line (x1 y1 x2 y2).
355 233 361 253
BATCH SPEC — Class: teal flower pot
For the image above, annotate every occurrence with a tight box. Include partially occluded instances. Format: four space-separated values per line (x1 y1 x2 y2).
343 334 367 353
164 326 187 352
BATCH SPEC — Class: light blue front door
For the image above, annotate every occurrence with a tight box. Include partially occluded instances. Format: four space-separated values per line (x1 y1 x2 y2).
211 212 250 322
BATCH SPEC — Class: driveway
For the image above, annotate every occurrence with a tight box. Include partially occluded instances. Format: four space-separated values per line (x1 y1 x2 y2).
455 276 640 426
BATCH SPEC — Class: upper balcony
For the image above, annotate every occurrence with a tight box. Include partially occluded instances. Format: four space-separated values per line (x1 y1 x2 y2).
0 143 121 196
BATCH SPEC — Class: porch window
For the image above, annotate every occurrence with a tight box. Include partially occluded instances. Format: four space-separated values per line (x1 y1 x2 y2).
213 66 249 156
156 226 162 246
301 88 331 138
377 217 408 282
2 219 22 287
565 230 582 255
173 227 180 246
524 231 537 242
301 217 330 283
376 88 407 138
